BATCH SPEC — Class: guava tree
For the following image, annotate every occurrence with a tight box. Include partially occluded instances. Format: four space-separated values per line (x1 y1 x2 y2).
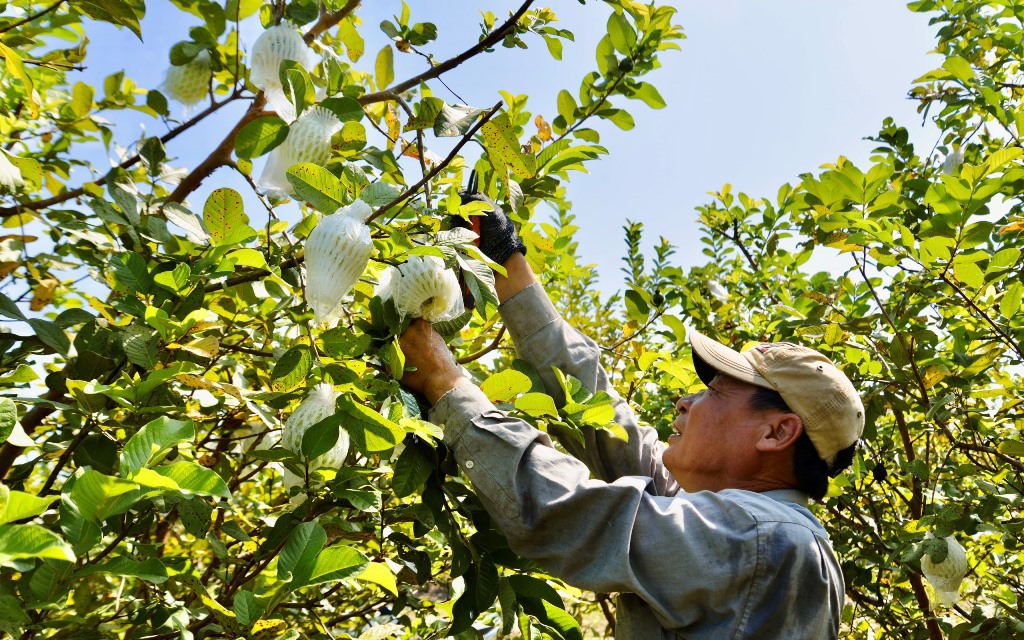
2 0 1023 639
601 2 1023 638
0 0 683 638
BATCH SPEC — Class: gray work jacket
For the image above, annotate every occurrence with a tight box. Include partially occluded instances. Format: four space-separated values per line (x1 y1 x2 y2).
430 283 844 639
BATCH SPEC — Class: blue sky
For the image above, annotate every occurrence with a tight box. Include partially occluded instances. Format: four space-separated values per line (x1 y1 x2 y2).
78 1 941 291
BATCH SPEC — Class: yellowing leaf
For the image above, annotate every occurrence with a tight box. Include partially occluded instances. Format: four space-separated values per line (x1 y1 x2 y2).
30 277 58 312
480 370 532 403
357 562 398 595
0 43 38 116
535 115 552 142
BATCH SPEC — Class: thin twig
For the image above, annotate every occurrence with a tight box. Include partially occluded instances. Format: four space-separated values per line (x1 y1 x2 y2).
938 272 1024 360
853 252 931 409
367 101 502 224
457 326 506 364
358 1 534 105
0 0 67 34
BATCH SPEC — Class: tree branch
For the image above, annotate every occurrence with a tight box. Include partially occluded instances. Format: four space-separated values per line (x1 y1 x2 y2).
0 0 67 34
357 0 534 105
303 0 360 44
457 325 506 364
0 92 246 218
164 99 269 205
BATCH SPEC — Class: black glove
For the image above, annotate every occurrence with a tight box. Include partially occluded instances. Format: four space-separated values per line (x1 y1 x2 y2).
455 173 526 265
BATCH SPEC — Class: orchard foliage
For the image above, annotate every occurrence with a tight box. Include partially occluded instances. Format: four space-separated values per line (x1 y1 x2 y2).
0 1 1022 639
0 0 684 638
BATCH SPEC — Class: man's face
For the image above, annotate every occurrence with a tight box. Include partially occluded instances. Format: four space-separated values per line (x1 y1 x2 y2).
662 374 768 492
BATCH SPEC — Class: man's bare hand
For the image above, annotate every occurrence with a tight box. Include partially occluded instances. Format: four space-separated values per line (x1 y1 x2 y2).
398 319 469 405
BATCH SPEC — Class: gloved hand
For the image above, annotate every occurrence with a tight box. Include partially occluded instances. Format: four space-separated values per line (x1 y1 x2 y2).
455 173 526 266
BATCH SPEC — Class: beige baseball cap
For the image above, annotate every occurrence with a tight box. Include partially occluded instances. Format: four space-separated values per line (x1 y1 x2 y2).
687 329 864 465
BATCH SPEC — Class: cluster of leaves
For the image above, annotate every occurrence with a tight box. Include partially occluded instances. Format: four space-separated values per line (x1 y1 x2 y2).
573 2 1024 638
0 0 683 638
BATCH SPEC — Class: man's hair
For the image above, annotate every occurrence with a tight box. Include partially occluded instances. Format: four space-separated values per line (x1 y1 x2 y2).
747 386 857 500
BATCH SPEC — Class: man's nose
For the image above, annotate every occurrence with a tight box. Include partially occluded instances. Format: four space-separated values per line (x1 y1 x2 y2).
675 394 696 414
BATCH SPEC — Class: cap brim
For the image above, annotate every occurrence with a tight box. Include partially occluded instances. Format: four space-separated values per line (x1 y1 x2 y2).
687 328 772 389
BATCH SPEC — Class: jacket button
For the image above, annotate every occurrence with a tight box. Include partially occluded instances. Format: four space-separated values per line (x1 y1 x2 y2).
465 460 475 469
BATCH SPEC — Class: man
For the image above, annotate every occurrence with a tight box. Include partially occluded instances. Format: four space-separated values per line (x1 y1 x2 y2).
398 197 863 639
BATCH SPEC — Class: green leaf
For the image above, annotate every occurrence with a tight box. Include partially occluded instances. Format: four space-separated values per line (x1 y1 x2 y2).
233 591 264 626
339 121 366 153
0 524 74 568
0 292 25 320
515 393 558 418
403 97 445 132
375 45 394 89
319 327 371 358
506 574 564 607
279 60 315 116
163 202 210 241
624 289 650 322
998 440 1024 457
952 260 984 290
0 594 30 631
632 82 666 109
379 338 403 382
78 556 168 583
942 55 974 83
480 370 532 403
68 470 143 522
301 414 341 461
392 440 433 498
71 82 94 118
121 417 196 476
357 562 398 595
481 113 536 179
28 319 70 356
72 0 144 39
59 496 101 554
177 496 213 537
457 255 499 318
271 346 313 392
537 599 584 640
234 116 289 159
557 90 577 126
286 163 345 213
203 188 247 246
278 522 326 581
153 263 192 293
607 12 637 54
600 108 635 130
319 96 364 122
110 251 152 293
0 398 16 445
0 486 55 526
336 395 405 453
1002 282 1023 320
295 545 370 587
338 17 364 60
544 35 563 60
434 103 485 137
0 364 38 384
149 462 231 498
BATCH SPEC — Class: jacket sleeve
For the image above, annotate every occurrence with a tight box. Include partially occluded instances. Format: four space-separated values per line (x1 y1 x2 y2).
498 282 677 495
429 384 756 629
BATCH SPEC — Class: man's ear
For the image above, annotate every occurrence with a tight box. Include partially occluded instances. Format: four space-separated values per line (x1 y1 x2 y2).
755 413 803 453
